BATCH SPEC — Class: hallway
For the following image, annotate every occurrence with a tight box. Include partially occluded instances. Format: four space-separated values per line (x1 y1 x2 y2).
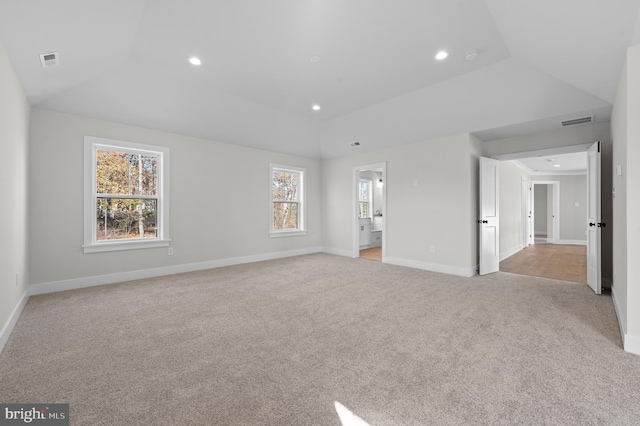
500 243 587 283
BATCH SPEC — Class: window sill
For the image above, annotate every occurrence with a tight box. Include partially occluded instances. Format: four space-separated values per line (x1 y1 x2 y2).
83 239 171 253
269 230 307 238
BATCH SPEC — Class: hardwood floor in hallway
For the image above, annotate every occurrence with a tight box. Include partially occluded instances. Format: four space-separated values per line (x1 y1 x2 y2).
360 246 382 261
500 243 587 284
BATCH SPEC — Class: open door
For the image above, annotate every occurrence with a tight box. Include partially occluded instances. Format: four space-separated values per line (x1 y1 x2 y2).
479 157 499 275
586 141 602 294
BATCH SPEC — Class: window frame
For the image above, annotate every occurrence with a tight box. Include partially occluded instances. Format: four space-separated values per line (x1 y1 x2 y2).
358 178 373 219
269 163 306 237
83 136 171 253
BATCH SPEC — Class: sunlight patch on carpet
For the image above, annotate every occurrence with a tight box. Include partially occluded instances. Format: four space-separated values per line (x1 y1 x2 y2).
335 401 371 426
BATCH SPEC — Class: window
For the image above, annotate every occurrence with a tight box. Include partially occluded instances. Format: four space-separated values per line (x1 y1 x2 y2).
359 179 372 218
83 136 170 253
270 164 306 237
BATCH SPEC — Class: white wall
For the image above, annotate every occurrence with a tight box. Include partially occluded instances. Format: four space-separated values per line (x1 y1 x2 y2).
322 133 480 277
626 45 640 345
0 40 30 350
498 161 530 259
28 109 322 287
532 175 587 243
611 43 640 354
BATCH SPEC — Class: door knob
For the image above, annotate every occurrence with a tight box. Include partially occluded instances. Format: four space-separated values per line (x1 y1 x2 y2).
589 222 596 227
598 223 606 227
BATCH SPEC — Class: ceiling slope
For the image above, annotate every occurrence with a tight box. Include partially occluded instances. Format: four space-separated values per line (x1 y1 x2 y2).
1 1 639 159
126 0 511 120
36 62 321 158
0 0 146 104
485 0 640 104
319 58 610 158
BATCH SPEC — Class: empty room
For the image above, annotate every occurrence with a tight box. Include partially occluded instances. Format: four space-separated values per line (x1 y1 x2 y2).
2 1 640 425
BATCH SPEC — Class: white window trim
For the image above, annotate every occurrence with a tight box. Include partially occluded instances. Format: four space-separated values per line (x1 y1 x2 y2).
83 136 171 253
359 178 373 219
269 163 306 237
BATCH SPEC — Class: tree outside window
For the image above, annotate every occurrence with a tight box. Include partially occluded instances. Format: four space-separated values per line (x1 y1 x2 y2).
359 179 372 218
270 164 306 236
84 136 170 253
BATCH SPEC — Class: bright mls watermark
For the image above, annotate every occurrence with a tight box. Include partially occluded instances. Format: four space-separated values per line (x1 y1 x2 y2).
0 404 68 425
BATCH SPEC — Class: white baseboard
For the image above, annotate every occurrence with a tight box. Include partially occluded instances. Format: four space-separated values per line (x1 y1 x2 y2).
611 288 640 355
31 247 323 295
612 288 625 343
557 240 587 246
500 245 522 262
0 289 30 354
384 257 476 278
624 334 640 355
322 247 356 258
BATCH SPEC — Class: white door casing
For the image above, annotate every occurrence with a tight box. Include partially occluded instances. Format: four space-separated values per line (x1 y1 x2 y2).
521 176 528 249
527 179 533 246
352 163 387 260
586 141 602 294
479 157 499 275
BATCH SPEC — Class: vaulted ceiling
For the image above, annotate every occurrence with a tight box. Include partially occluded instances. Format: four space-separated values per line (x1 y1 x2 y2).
1 0 639 159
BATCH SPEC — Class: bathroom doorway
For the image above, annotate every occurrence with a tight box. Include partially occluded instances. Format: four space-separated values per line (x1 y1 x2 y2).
353 162 387 262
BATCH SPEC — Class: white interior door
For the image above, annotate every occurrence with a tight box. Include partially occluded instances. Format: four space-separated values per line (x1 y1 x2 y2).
586 141 602 294
479 157 499 275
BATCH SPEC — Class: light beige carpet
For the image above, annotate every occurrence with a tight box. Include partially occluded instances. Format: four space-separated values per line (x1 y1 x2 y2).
1 253 639 425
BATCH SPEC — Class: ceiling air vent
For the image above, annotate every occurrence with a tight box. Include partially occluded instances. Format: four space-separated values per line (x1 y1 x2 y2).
39 52 59 68
349 141 361 148
561 115 594 127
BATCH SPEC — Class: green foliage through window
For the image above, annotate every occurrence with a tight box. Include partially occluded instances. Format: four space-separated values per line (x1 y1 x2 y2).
359 180 371 218
95 150 159 240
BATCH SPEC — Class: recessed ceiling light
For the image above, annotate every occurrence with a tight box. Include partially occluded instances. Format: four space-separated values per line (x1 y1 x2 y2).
189 57 202 66
435 51 448 61
554 164 561 168
310 55 321 63
312 105 321 111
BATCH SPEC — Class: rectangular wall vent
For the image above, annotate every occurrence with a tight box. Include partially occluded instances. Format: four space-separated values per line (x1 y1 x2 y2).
39 52 59 68
561 115 594 127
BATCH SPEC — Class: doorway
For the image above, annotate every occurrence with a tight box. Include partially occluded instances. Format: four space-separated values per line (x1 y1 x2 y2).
530 181 560 245
353 162 387 261
504 179 587 284
480 143 599 291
